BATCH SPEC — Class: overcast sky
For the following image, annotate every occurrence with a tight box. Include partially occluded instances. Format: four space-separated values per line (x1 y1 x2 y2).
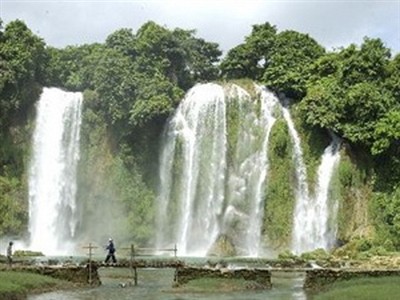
1 0 399 55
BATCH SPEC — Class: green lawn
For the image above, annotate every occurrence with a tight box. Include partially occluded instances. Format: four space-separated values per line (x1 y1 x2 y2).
313 276 400 300
0 271 66 299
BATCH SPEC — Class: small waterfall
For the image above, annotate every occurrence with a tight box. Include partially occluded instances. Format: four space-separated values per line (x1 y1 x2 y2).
285 98 341 254
156 83 279 256
28 87 82 255
281 104 311 254
309 137 341 250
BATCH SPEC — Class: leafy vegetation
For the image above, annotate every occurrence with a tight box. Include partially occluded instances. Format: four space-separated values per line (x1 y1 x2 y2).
0 271 66 298
264 119 295 248
312 277 400 300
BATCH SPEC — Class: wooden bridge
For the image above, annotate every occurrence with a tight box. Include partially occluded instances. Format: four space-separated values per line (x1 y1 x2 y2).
3 243 400 290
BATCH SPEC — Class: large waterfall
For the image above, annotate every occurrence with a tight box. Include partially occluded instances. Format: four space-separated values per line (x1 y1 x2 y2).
156 83 279 256
157 83 341 257
28 87 82 255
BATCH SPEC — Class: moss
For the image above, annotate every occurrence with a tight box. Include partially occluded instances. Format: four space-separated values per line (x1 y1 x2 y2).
218 78 258 99
225 94 244 168
263 119 295 249
300 248 331 260
207 234 236 257
13 250 44 257
290 103 330 194
335 147 374 243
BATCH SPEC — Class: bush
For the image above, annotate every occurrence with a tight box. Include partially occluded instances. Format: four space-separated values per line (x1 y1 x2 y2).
278 249 298 260
301 248 330 260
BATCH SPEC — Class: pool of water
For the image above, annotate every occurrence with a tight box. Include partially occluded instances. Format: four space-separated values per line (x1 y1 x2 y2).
29 268 308 300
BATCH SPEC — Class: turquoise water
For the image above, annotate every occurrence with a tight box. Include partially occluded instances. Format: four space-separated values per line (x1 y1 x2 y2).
29 268 308 300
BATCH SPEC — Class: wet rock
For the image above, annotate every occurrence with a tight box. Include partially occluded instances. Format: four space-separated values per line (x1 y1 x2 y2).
207 234 236 257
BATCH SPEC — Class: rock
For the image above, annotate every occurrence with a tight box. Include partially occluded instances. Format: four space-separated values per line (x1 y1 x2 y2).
207 234 236 257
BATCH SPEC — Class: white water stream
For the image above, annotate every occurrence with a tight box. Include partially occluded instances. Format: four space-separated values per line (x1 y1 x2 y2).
28 87 82 255
283 98 341 254
291 136 341 253
156 83 279 256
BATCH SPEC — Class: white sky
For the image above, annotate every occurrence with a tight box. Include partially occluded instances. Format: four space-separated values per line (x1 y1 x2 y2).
1 0 399 55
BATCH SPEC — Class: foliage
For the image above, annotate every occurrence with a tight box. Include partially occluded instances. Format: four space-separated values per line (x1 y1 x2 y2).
291 103 330 191
13 250 44 257
0 20 46 129
221 24 325 99
277 249 298 260
264 119 295 248
0 176 27 236
371 187 400 249
300 248 330 260
220 22 276 80
301 37 398 156
335 151 373 243
262 30 325 99
0 271 64 298
76 97 156 245
313 277 400 300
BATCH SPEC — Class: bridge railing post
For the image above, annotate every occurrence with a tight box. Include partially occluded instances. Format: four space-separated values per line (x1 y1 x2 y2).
131 244 138 286
174 244 179 283
83 243 98 285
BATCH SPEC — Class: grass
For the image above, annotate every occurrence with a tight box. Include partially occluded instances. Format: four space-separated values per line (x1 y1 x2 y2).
0 271 67 299
174 278 261 293
312 276 400 300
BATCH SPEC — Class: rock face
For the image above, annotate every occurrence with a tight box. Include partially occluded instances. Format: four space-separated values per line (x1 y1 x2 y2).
176 267 272 289
207 234 236 257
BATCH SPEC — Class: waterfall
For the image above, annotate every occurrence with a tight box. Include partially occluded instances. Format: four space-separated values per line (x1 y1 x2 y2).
286 99 341 254
224 85 278 256
281 104 311 254
157 82 341 257
157 83 226 256
28 87 82 255
156 83 279 256
308 137 341 250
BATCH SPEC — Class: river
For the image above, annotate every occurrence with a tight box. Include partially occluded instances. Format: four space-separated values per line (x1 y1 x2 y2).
29 268 307 300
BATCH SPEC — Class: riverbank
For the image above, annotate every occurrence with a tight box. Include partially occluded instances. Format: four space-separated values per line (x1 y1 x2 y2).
0 271 73 299
312 276 400 299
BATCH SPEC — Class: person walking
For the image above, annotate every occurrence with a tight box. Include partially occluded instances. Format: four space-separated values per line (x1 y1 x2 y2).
6 241 13 267
104 238 117 264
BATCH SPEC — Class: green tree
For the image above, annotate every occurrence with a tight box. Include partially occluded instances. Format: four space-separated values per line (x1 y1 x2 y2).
338 38 390 87
372 110 400 155
105 28 136 57
263 30 325 99
385 53 400 99
91 48 136 126
0 20 46 128
300 76 344 131
45 43 105 91
221 22 277 80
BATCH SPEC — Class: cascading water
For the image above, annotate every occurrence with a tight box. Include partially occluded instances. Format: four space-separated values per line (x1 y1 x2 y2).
156 83 227 256
156 83 279 256
311 136 341 250
28 87 82 255
157 82 341 257
280 103 311 254
224 86 278 256
291 136 341 253
285 98 341 254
